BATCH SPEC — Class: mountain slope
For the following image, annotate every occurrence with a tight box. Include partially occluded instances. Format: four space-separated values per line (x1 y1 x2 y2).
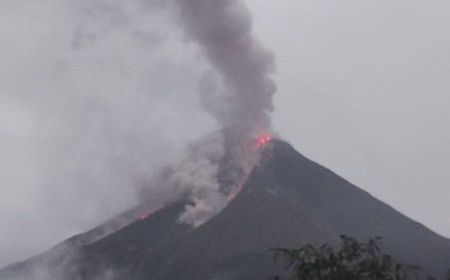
1 140 450 279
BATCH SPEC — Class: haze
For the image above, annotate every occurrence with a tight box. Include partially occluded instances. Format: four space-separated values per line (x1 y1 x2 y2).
1 0 449 268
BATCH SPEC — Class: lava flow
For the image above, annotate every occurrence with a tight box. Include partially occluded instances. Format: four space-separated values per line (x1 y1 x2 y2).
138 206 164 221
255 134 273 149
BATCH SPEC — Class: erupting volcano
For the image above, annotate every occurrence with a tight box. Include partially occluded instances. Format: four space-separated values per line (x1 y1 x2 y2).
255 134 273 149
2 1 450 280
2 140 450 280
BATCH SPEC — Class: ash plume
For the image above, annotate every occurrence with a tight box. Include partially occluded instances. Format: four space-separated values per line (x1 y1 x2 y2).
158 0 277 227
176 0 276 156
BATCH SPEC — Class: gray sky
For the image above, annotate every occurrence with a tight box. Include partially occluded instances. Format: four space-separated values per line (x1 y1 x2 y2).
246 0 450 239
1 0 449 268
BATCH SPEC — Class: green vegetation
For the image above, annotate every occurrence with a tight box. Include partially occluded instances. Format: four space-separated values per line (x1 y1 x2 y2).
271 235 423 280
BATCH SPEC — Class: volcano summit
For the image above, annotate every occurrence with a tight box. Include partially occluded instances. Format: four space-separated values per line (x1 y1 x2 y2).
1 140 450 280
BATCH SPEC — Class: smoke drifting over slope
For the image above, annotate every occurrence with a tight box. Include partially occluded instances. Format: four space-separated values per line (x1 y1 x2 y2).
0 0 212 267
159 0 277 226
0 0 276 267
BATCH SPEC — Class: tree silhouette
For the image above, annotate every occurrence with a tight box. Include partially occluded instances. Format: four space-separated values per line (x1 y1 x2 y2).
271 235 421 280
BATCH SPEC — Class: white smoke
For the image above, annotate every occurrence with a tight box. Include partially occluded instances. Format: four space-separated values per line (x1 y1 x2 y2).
169 134 228 227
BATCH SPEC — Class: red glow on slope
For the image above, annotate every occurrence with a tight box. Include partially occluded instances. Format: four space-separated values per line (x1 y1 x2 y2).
139 212 152 220
255 134 273 149
139 206 164 220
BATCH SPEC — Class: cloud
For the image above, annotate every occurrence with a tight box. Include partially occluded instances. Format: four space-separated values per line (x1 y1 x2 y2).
0 0 216 267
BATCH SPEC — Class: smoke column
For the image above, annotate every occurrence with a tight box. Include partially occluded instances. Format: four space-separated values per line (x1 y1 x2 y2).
175 0 276 159
155 0 277 227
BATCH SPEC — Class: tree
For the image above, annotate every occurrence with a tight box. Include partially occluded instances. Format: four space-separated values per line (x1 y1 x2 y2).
271 235 421 280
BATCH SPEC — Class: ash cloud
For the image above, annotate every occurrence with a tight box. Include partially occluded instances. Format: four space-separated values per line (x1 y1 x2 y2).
0 0 277 268
176 0 276 155
159 0 277 227
0 0 213 268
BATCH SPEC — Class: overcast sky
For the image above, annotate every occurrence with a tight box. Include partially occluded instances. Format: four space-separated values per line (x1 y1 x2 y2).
246 0 450 240
1 0 449 268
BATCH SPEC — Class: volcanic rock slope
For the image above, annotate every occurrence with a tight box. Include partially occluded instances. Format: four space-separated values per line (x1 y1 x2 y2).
2 140 450 279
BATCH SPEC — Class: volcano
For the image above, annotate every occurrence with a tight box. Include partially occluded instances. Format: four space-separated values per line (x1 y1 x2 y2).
1 140 450 279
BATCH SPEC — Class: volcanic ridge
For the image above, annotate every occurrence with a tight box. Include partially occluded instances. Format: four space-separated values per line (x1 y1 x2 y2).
1 140 450 280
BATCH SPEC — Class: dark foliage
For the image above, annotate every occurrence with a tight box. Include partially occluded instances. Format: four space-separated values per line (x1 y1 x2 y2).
271 235 422 280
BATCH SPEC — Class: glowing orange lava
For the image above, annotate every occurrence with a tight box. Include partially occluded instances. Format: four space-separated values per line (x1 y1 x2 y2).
255 134 273 149
138 206 164 220
139 212 152 220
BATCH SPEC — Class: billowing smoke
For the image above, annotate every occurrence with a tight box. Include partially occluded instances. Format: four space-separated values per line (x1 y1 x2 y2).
176 0 276 155
151 0 277 227
0 0 276 268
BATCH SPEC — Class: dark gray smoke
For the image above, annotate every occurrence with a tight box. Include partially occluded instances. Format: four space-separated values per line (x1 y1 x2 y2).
140 0 277 227
176 0 276 158
156 0 277 227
